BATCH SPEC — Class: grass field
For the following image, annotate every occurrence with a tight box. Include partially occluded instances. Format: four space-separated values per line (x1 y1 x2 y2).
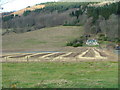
2 26 83 51
2 25 118 88
2 61 118 88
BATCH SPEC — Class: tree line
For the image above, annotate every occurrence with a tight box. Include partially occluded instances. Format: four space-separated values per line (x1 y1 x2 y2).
2 2 89 33
2 1 120 43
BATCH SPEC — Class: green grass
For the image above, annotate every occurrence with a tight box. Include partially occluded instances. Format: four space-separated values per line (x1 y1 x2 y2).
2 26 83 51
2 61 118 88
83 44 100 47
24 39 47 45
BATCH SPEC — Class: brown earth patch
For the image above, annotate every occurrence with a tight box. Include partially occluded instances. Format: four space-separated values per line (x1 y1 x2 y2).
30 53 51 58
82 49 95 57
47 53 66 58
94 49 108 57
63 53 79 57
9 54 32 58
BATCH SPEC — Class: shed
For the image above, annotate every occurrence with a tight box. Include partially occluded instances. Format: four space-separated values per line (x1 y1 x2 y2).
86 39 99 46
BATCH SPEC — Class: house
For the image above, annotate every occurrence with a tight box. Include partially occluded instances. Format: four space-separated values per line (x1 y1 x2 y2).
86 39 99 46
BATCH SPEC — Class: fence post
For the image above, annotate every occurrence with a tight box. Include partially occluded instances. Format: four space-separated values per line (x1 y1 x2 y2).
27 56 29 62
5 57 7 62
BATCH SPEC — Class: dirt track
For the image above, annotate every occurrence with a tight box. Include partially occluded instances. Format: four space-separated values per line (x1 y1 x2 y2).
0 47 118 63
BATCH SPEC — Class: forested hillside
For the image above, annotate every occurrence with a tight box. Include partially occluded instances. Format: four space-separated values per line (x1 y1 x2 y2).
64 1 119 43
2 2 87 33
2 1 120 42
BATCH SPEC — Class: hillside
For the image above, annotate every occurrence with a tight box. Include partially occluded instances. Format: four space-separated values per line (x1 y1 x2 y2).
60 0 115 2
2 2 85 33
3 4 45 16
2 0 115 17
88 0 116 7
2 1 120 48
11 5 45 16
2 26 83 52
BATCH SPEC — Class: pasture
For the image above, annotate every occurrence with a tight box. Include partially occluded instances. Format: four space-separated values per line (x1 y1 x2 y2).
2 26 83 52
2 61 118 88
2 26 118 88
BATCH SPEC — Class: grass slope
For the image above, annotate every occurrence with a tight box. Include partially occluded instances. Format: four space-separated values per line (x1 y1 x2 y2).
2 61 118 88
2 26 83 51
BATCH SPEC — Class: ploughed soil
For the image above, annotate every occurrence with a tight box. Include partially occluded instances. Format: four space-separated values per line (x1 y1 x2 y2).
1 47 118 62
82 49 95 57
30 53 51 58
47 53 65 58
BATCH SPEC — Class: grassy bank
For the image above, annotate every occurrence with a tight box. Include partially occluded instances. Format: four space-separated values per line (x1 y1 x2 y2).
2 61 118 88
2 26 83 51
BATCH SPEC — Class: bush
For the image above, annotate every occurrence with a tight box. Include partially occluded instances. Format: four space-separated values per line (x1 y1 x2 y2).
99 34 105 37
66 42 73 46
73 43 79 47
3 14 14 21
34 9 42 12
98 34 108 41
66 39 83 47
114 38 120 43
23 10 31 16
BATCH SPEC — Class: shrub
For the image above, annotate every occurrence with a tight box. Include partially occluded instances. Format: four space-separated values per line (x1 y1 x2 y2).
23 10 31 16
66 42 73 46
3 14 14 21
73 43 83 47
98 34 108 41
114 38 120 43
73 43 79 47
66 38 83 47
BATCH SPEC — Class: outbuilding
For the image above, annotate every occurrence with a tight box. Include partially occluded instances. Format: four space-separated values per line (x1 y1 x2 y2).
86 39 99 46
